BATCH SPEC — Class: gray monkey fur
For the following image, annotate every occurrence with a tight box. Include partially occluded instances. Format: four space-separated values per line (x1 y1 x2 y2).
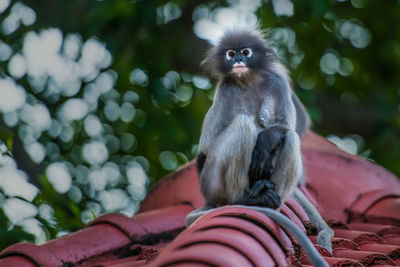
186 29 333 258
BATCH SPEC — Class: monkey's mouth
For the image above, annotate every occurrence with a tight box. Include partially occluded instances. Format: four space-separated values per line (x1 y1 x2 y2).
232 62 249 74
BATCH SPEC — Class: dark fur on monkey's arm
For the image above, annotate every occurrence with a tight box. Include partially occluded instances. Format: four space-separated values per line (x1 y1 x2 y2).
248 126 286 184
249 90 308 180
246 92 309 207
244 126 286 209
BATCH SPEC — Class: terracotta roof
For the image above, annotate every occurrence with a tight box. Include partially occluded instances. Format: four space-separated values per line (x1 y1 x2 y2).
1 131 400 266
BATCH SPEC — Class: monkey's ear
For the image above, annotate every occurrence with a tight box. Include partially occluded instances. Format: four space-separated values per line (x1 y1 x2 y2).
200 47 221 79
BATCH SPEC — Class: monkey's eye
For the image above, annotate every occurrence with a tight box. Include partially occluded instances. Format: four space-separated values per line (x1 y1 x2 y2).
241 48 253 57
226 50 236 60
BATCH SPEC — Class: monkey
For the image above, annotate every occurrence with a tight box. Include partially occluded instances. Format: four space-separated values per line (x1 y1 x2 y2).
193 29 301 206
185 29 334 259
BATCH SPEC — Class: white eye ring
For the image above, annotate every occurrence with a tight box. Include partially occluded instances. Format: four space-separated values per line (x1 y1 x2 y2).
226 49 236 60
241 48 253 57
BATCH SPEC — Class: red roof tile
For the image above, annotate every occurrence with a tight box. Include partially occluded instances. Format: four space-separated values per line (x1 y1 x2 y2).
1 131 400 267
322 256 365 267
366 197 400 225
349 222 400 236
333 229 385 245
333 249 396 266
359 243 400 261
285 196 311 226
0 256 36 267
329 237 360 251
281 202 308 233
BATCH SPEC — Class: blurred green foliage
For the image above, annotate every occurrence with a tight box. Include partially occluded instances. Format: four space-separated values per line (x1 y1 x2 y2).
0 0 399 250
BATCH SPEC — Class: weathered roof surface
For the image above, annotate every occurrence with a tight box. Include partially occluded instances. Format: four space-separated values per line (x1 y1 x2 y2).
1 131 400 266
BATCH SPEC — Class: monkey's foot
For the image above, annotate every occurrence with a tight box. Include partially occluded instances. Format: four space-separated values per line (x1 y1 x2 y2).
317 227 334 253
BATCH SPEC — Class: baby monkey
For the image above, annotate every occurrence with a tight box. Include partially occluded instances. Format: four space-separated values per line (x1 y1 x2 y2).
186 29 333 257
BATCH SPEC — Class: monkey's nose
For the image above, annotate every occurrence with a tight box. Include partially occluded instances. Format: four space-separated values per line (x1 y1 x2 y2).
235 54 244 62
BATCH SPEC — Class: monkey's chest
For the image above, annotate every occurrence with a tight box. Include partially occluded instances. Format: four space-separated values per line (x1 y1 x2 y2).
232 88 275 128
235 91 267 117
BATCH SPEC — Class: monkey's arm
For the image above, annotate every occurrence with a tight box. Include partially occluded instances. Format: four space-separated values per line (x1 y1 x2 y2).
246 130 286 209
246 71 304 212
246 126 285 209
248 74 300 200
248 126 286 184
249 74 295 177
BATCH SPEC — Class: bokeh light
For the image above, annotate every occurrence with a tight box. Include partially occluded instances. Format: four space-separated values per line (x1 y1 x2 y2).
46 162 72 193
0 78 26 113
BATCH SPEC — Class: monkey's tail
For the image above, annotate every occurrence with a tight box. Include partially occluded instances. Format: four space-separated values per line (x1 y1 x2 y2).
271 130 302 202
231 205 329 267
186 205 328 267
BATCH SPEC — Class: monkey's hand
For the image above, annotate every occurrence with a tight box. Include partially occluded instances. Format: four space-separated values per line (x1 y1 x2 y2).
249 179 274 197
248 128 285 183
252 180 282 209
242 180 281 209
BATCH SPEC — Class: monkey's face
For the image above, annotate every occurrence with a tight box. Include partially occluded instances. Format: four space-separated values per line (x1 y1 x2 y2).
202 30 276 79
225 48 252 75
217 38 270 77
